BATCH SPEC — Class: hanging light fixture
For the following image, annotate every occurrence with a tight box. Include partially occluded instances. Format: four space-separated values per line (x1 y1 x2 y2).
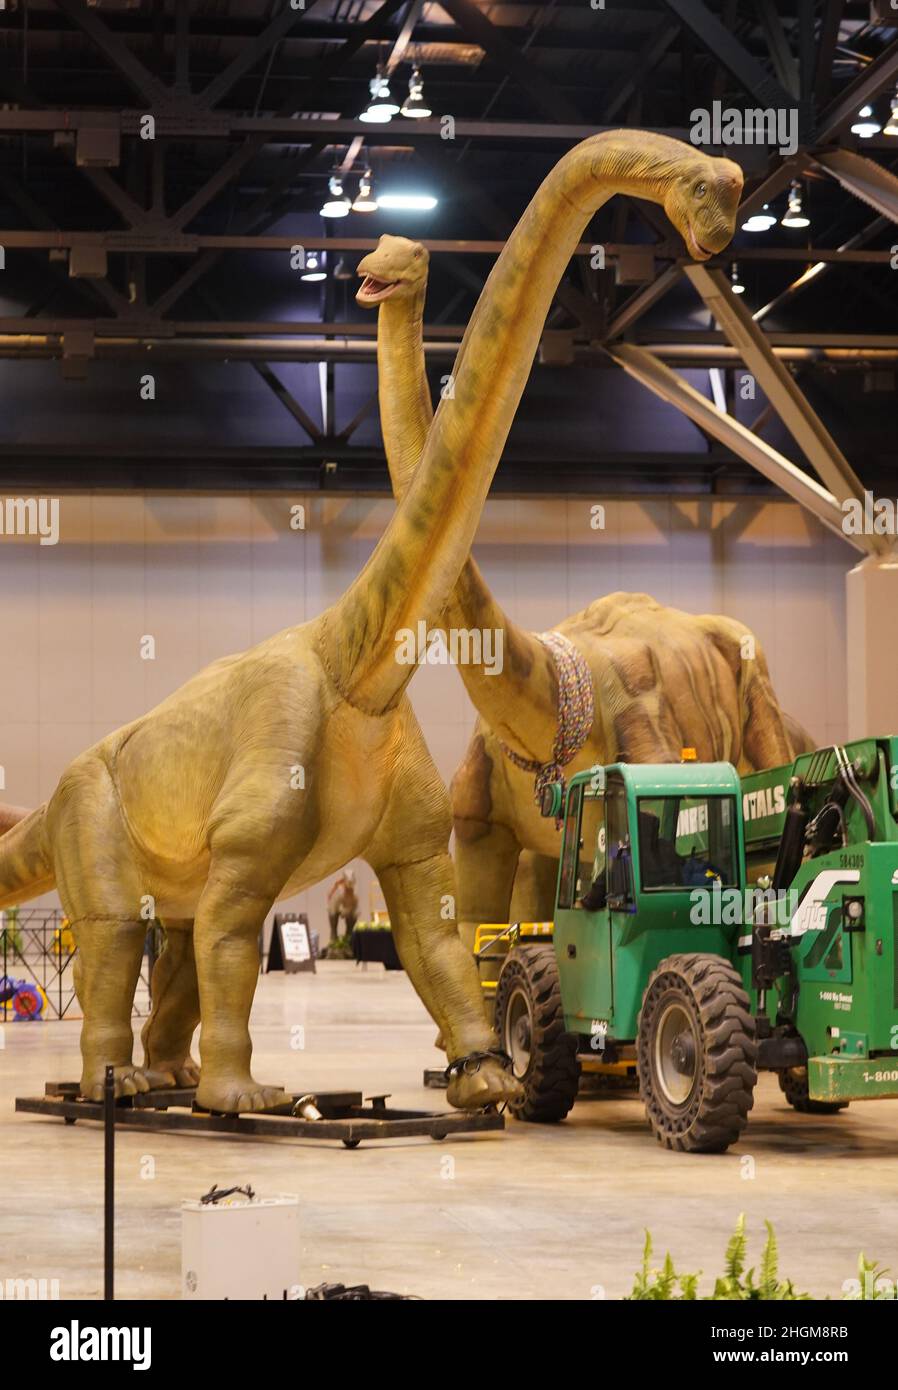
359 66 399 123
333 257 354 281
850 104 881 138
352 169 379 212
730 262 745 295
320 173 350 218
301 251 327 282
781 180 810 229
883 90 898 137
400 66 432 119
741 203 776 232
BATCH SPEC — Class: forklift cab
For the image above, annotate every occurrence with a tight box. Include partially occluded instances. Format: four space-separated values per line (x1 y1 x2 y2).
544 763 745 1040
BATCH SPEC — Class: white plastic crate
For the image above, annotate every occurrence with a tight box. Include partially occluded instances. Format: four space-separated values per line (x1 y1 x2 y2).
181 1194 301 1300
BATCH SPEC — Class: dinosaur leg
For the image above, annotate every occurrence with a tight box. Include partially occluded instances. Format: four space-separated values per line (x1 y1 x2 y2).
71 916 152 1100
51 762 159 1100
741 668 796 769
510 849 560 923
451 730 522 953
140 921 200 1088
192 867 291 1113
366 728 521 1110
453 819 522 954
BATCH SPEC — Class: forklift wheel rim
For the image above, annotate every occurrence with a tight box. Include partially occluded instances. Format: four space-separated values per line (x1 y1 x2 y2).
504 986 533 1077
654 1000 699 1106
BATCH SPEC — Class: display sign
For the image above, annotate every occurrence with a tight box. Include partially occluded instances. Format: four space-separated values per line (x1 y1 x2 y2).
266 913 316 974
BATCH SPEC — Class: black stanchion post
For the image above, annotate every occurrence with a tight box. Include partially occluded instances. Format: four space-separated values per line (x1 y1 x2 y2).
104 1063 114 1301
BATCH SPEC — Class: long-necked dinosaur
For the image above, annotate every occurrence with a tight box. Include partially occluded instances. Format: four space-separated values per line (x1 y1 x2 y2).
0 131 744 1111
357 133 810 945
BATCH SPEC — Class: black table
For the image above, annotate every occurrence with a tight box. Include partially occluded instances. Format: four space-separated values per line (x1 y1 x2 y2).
351 928 402 971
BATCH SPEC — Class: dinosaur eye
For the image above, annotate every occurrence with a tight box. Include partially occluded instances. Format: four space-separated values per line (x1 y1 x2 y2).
695 181 707 198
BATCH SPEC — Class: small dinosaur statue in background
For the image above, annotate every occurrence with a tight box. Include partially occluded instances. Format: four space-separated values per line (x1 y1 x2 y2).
357 134 812 945
327 869 359 938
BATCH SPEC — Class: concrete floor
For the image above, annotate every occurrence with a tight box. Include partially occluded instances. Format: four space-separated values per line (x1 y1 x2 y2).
3 961 897 1301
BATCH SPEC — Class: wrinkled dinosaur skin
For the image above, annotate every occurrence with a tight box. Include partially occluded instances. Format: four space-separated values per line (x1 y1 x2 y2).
359 133 813 944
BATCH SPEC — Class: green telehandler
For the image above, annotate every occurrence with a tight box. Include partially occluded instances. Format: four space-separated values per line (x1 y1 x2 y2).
478 736 898 1153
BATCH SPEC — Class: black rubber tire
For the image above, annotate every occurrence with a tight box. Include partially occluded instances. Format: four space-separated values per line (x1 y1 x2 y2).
778 1066 848 1114
494 946 580 1123
637 953 757 1154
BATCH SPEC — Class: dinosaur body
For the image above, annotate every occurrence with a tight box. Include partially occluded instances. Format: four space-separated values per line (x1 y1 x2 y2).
0 567 513 1110
358 135 810 942
0 131 743 1111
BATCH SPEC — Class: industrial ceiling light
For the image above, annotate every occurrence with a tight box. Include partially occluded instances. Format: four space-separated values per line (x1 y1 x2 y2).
320 174 350 218
850 103 881 137
300 251 327 282
730 262 745 295
359 66 399 123
741 203 776 232
377 191 438 211
883 91 898 137
781 180 810 229
333 257 354 281
352 169 379 212
400 66 432 119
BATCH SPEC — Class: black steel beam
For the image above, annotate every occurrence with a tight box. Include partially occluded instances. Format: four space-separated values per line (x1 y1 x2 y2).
51 0 169 107
165 0 407 233
817 34 898 142
0 444 825 499
601 21 682 122
197 1 323 112
814 0 846 108
754 0 800 98
438 0 583 125
659 0 796 110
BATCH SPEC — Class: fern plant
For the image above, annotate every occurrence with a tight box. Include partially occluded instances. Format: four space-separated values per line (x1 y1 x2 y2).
628 1216 809 1301
629 1232 699 1300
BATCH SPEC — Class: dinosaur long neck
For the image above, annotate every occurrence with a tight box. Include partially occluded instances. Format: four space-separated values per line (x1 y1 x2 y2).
377 287 431 498
323 133 676 713
375 274 558 755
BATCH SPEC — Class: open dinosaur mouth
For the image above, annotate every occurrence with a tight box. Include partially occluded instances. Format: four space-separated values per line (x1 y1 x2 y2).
356 274 399 304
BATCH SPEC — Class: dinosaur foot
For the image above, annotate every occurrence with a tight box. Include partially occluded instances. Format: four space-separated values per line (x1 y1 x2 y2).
80 1064 158 1101
141 1057 201 1089
195 1076 291 1114
446 1052 523 1110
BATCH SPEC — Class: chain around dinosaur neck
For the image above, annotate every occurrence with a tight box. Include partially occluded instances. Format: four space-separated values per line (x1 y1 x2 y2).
498 631 595 806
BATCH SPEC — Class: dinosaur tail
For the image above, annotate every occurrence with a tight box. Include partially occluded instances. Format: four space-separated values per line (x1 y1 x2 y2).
0 805 55 908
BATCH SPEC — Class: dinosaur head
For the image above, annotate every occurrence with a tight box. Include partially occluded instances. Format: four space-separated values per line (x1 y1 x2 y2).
661 152 744 260
356 234 429 305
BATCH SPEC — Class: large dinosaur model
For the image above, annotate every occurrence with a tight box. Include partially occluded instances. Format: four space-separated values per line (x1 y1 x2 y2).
0 131 740 1112
357 139 808 944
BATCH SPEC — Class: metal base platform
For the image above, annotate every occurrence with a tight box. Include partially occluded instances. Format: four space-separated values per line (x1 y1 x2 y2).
15 1082 504 1148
